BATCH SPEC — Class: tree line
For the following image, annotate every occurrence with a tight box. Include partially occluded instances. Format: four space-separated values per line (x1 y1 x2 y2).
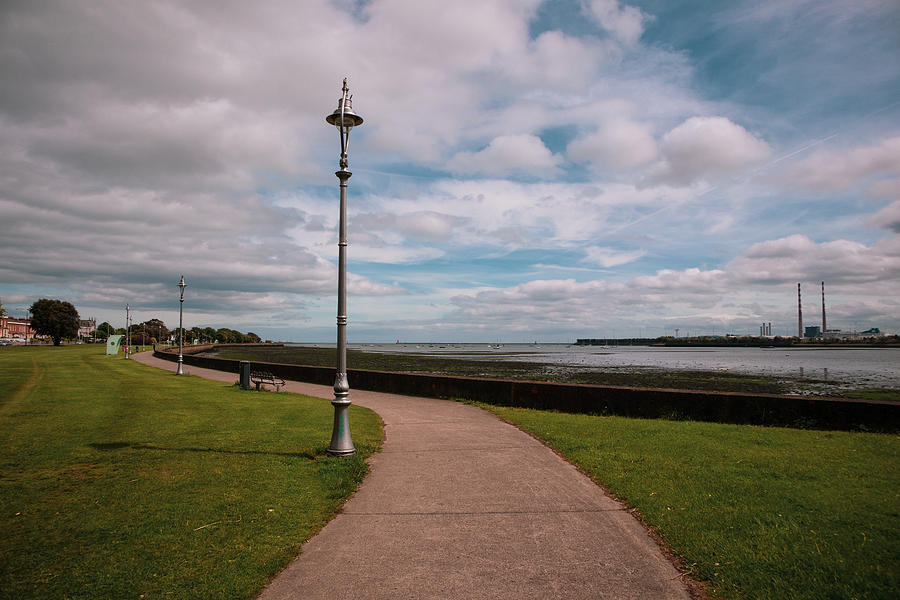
101 321 263 345
5 298 263 346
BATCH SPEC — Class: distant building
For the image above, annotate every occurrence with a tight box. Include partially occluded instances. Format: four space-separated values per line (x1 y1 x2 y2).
78 318 97 340
0 316 34 341
804 325 822 338
822 328 884 341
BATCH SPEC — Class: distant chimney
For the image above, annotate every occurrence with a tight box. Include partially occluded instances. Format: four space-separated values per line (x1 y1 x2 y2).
821 281 826 334
798 283 803 338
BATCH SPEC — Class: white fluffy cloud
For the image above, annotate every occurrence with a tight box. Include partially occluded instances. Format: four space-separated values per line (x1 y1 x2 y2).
586 0 649 46
365 178 697 253
446 134 563 176
567 119 657 169
784 136 900 192
647 116 771 186
726 234 900 285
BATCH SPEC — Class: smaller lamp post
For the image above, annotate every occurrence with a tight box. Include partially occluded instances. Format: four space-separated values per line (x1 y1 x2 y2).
176 276 186 375
125 304 130 359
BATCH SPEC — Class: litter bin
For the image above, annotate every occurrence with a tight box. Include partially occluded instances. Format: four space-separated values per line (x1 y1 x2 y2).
240 361 251 390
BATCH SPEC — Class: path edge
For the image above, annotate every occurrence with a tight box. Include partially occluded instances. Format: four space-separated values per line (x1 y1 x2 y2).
477 404 710 600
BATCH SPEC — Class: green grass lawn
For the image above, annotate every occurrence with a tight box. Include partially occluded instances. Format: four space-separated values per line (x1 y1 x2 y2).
481 405 899 599
0 345 382 600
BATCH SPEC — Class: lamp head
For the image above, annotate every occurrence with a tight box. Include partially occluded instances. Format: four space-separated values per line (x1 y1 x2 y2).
178 275 186 290
325 78 363 130
326 98 363 130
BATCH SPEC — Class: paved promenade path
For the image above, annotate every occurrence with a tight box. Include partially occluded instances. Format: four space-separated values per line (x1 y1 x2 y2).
132 352 692 599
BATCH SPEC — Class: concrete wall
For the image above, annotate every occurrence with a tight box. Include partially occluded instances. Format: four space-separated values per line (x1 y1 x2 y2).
155 346 898 431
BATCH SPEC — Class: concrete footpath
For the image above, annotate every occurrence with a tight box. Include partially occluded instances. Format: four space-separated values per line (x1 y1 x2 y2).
132 352 693 599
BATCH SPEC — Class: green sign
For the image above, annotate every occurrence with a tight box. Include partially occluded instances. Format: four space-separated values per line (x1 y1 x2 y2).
106 335 123 355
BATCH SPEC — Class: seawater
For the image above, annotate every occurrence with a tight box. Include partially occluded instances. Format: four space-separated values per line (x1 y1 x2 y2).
292 343 900 391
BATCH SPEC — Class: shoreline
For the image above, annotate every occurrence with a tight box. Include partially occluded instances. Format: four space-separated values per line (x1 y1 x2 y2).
159 345 900 430
202 344 900 402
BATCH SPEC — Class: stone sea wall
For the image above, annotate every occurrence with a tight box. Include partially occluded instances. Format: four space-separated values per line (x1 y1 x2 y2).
155 346 898 431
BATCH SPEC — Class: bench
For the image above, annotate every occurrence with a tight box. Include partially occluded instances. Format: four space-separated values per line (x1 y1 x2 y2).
250 370 285 392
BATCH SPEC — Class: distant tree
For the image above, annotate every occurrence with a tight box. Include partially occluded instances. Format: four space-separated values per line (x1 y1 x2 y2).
30 299 79 345
0 297 6 317
245 332 262 343
128 322 148 345
97 322 115 338
203 327 216 343
142 318 169 342
172 327 187 344
215 327 237 343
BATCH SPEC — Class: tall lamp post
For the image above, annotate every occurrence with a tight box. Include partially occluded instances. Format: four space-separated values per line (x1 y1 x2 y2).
176 275 186 375
325 78 363 456
125 304 130 359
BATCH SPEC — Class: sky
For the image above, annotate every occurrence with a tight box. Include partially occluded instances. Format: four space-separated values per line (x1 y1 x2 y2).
1 0 899 343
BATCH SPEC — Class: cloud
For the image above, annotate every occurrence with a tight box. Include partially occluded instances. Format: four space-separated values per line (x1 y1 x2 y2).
586 0 649 46
348 240 446 265
583 246 646 267
446 134 563 176
354 211 470 241
646 116 771 186
508 30 620 90
443 272 736 334
867 178 900 199
726 234 900 285
868 200 900 233
1 1 898 339
567 119 657 169
369 178 697 253
433 232 900 335
783 136 900 192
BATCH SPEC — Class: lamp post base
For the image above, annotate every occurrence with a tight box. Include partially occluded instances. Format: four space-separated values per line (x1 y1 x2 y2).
327 400 355 456
176 358 183 375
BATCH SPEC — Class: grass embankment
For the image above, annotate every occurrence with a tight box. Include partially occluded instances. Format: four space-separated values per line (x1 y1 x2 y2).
481 405 899 599
0 345 382 600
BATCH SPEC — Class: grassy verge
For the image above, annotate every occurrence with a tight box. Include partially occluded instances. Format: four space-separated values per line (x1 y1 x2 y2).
840 388 900 402
479 405 899 599
0 345 382 600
